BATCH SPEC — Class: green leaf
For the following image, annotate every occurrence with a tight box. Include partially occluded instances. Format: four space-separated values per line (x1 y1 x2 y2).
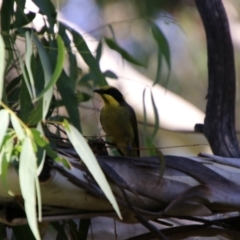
57 71 81 132
0 134 14 188
0 0 14 31
34 35 65 100
31 128 47 148
105 38 144 66
19 74 33 122
0 110 10 147
19 137 40 240
31 0 56 33
13 12 36 29
96 40 102 62
0 151 9 188
151 22 171 85
103 70 118 79
142 88 147 140
6 75 22 107
33 35 65 119
0 35 5 101
63 121 122 220
27 101 43 126
11 114 25 141
59 23 77 89
71 29 107 86
150 90 160 139
25 31 36 99
31 36 52 120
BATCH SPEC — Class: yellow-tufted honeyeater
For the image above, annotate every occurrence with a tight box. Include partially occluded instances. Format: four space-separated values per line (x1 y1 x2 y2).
94 86 139 157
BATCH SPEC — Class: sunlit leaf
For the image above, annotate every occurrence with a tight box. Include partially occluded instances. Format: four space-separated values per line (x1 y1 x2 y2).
0 110 9 147
33 35 65 119
63 120 122 219
11 114 25 141
0 151 8 188
19 137 40 240
35 35 65 100
105 38 144 66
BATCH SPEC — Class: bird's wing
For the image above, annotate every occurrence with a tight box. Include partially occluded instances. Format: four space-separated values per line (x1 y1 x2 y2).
100 109 125 156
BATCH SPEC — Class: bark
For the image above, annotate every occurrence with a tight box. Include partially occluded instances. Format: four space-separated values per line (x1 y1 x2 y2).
194 0 240 157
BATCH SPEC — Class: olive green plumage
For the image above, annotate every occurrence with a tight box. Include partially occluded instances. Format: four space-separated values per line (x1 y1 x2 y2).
94 86 139 157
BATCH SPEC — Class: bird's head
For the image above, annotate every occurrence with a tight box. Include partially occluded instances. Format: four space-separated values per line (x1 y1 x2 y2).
93 86 125 106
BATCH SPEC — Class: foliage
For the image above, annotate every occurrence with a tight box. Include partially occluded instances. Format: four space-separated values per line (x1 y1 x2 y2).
0 0 171 238
0 0 126 238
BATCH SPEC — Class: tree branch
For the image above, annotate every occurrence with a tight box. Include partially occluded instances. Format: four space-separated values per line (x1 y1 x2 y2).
194 0 240 157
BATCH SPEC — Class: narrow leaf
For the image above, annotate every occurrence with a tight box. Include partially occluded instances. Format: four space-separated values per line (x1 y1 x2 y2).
105 38 144 66
150 90 160 139
63 121 122 219
0 35 5 101
71 29 107 86
19 137 40 240
57 71 81 131
25 31 36 98
0 110 9 147
11 114 25 141
34 35 65 101
96 40 102 62
103 70 118 79
151 22 171 85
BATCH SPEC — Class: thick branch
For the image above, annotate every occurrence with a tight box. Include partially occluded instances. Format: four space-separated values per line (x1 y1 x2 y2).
195 0 240 157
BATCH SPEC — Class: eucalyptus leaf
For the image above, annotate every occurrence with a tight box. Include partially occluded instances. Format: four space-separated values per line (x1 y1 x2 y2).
0 35 5 101
31 0 56 33
105 38 144 66
63 120 122 220
151 22 171 85
25 31 36 98
150 90 160 139
71 29 107 86
57 71 81 131
11 114 25 141
103 70 118 79
19 137 40 240
0 110 10 147
96 40 102 63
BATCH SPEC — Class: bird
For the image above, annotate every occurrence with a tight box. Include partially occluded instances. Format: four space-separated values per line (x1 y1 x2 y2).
93 86 139 157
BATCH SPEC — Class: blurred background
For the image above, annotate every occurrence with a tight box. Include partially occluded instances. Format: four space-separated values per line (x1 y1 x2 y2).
50 0 240 156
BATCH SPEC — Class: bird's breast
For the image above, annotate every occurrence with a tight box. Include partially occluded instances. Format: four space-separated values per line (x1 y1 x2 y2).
100 105 134 144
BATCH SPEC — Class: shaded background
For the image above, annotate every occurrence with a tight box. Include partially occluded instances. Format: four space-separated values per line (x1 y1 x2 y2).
56 0 240 157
